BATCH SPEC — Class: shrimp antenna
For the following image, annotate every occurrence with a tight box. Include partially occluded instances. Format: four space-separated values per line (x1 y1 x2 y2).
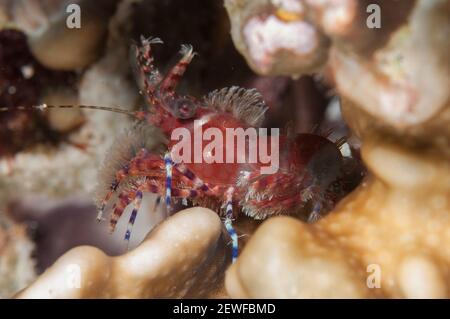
0 104 139 118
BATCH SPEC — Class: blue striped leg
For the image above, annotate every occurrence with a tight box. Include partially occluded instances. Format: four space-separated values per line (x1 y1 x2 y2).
164 153 173 212
175 163 213 196
225 187 238 263
124 190 144 246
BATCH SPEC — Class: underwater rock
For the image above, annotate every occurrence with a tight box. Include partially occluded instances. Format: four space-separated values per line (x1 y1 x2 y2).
226 134 450 298
16 207 230 298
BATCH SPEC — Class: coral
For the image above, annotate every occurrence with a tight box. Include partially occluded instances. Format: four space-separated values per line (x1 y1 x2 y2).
0 0 136 201
0 0 120 70
333 0 449 139
225 0 331 76
224 0 450 299
0 28 78 157
0 212 36 298
16 207 230 298
227 0 449 138
226 133 450 298
3 0 448 300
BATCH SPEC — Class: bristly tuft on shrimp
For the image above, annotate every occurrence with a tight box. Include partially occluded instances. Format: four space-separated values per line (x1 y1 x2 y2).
204 86 268 127
94 122 167 211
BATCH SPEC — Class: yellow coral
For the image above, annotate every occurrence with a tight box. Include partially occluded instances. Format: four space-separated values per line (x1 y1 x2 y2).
226 135 450 298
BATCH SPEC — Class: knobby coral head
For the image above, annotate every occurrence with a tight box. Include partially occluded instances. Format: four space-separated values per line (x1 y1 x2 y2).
16 208 230 299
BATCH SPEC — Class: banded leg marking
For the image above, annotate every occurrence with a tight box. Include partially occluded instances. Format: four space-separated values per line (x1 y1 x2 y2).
164 153 173 211
225 187 238 263
124 190 143 242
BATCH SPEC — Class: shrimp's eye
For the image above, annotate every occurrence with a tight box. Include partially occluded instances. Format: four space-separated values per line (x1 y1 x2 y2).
173 98 196 119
